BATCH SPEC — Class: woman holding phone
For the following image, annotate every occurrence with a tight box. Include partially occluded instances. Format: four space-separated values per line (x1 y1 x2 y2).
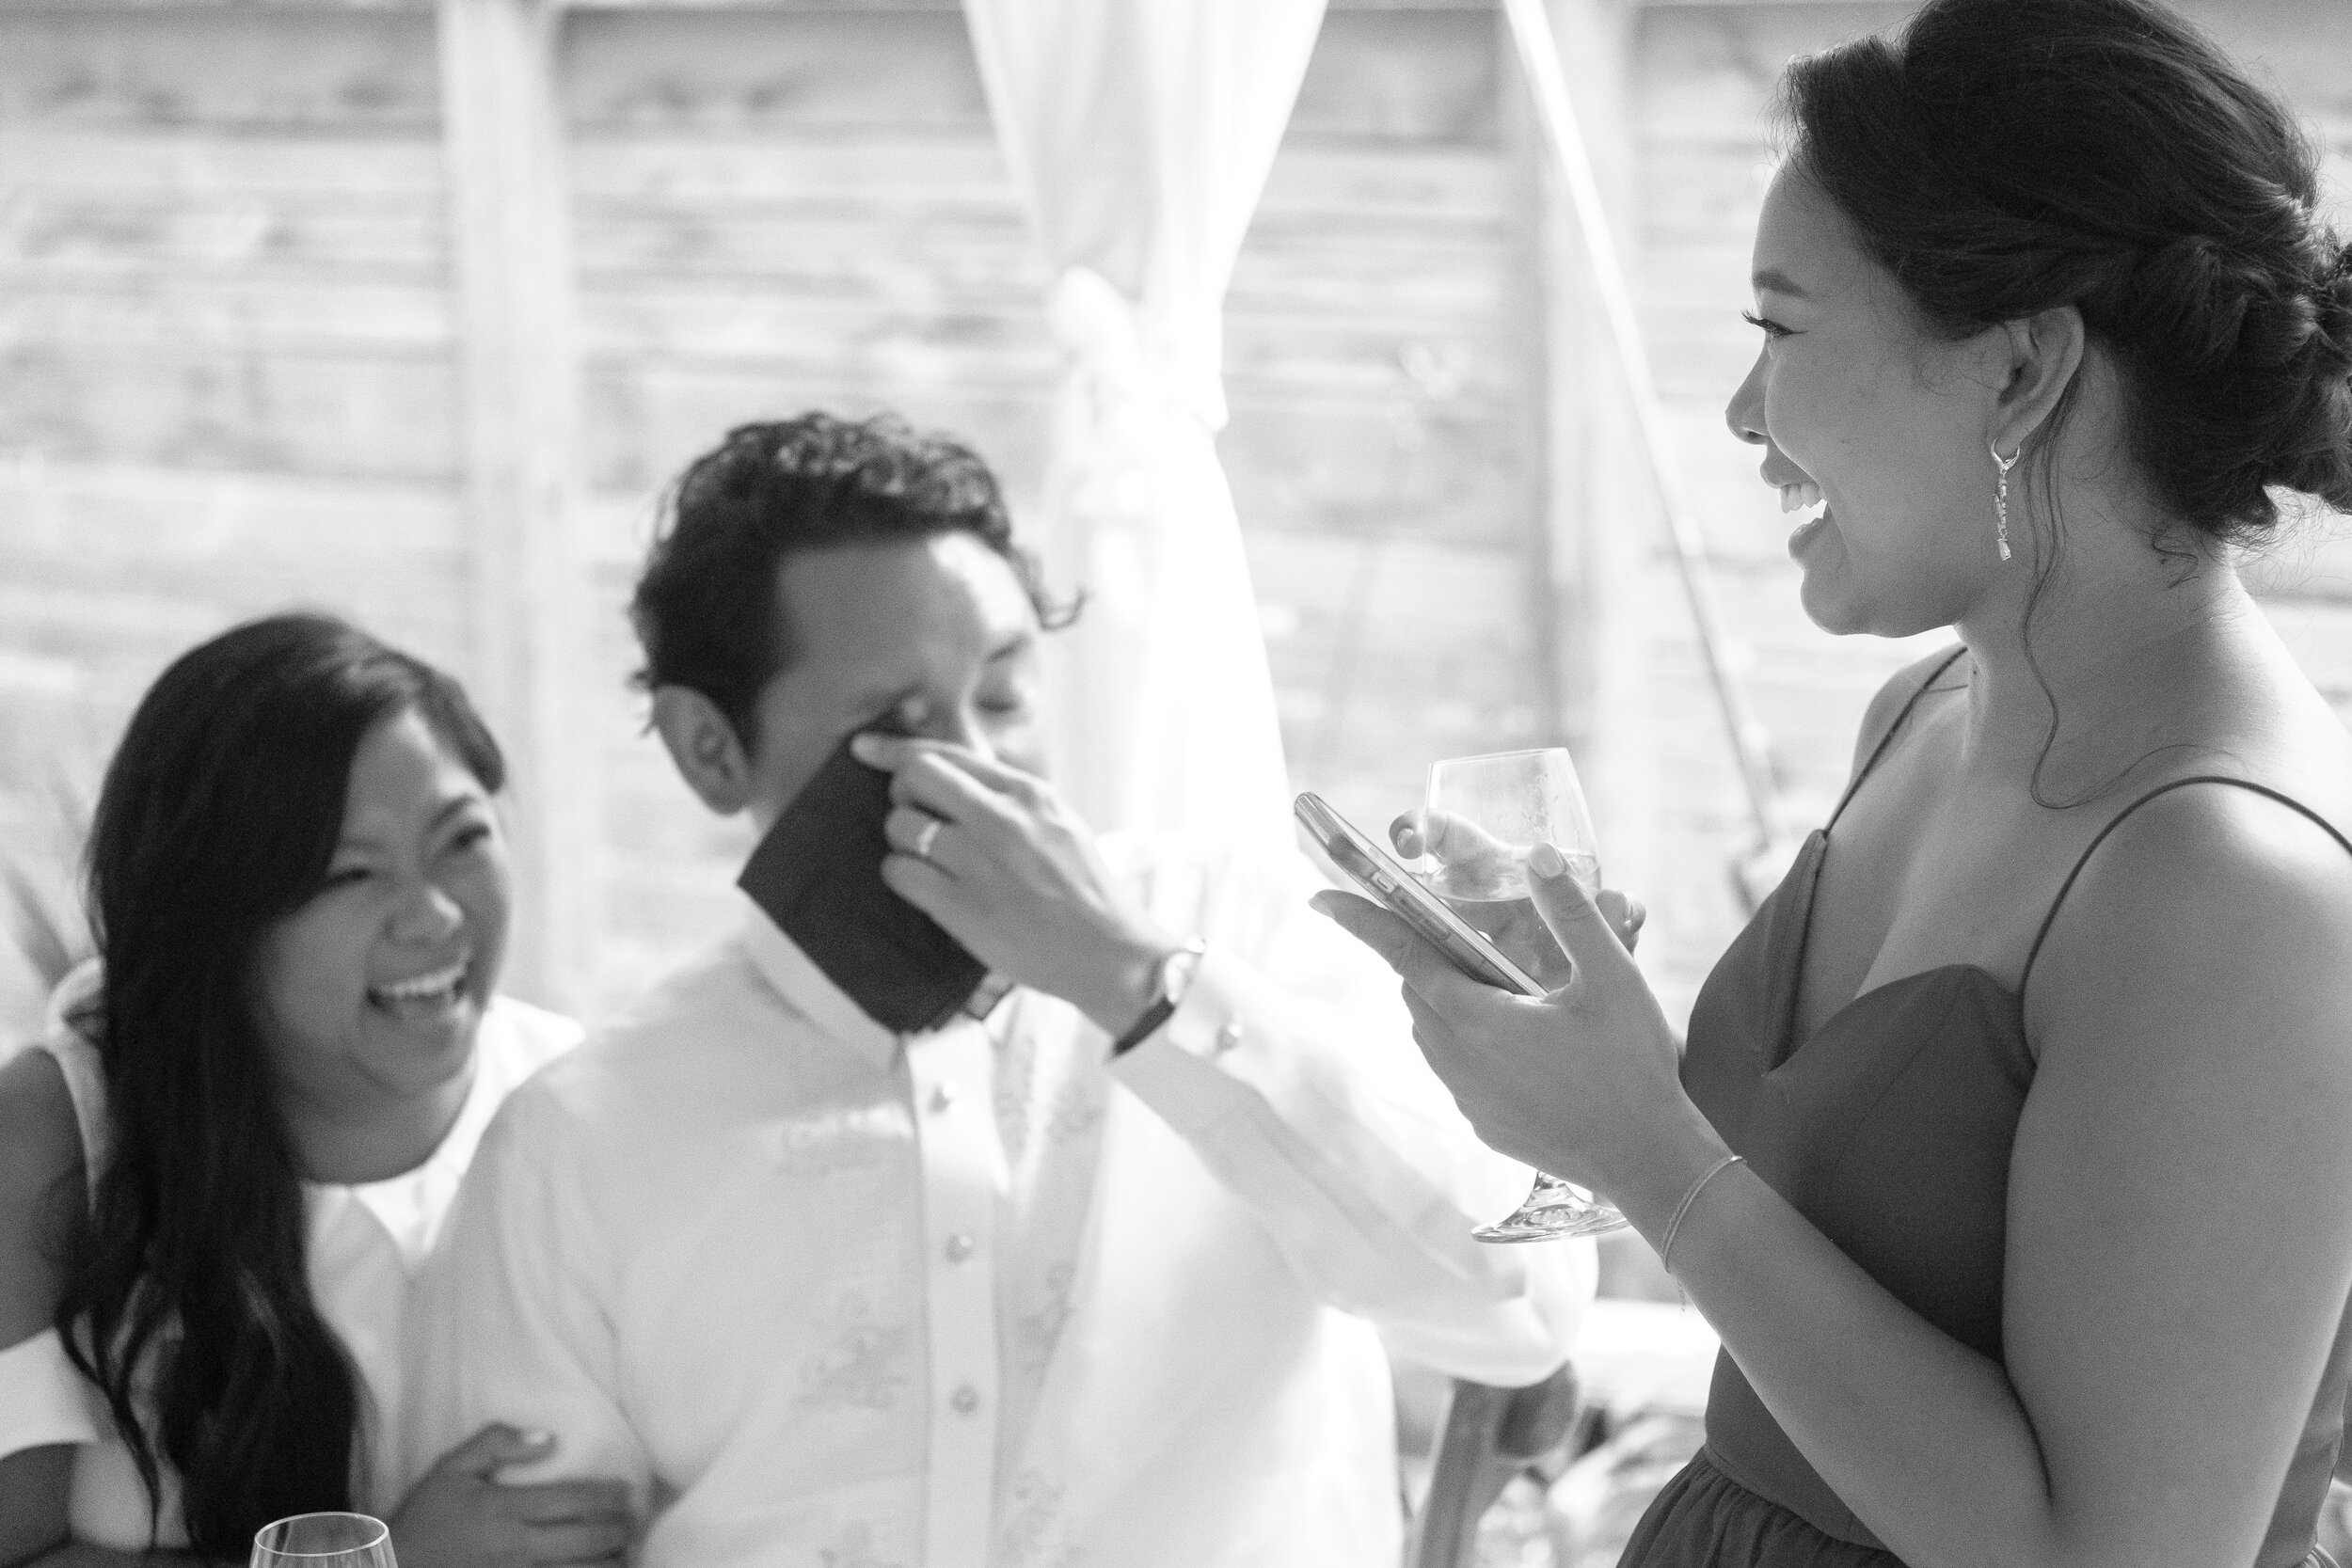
1323 0 2352 1563
0 614 630 1567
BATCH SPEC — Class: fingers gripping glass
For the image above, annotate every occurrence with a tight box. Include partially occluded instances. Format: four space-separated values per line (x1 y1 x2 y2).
1420 748 1625 1241
1295 782 1626 1241
252 1513 398 1568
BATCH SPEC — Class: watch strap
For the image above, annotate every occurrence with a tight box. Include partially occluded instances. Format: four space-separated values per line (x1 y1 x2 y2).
1109 937 1206 1056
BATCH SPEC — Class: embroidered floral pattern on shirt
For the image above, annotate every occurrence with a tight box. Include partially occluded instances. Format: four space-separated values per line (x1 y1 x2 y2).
997 1016 1106 1169
1018 1261 1078 1373
818 1522 901 1568
994 1469 1079 1568
994 1027 1041 1167
796 1291 912 1412
771 1103 906 1178
1041 1075 1104 1149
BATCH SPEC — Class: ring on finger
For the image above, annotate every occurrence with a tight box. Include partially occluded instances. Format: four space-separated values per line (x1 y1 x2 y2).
913 816 945 863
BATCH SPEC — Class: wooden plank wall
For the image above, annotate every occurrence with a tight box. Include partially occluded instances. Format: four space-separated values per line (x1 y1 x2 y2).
3 0 2347 1036
1233 7 1549 826
0 1 1556 1029
0 6 464 1032
562 6 1039 1004
1618 0 2352 1011
561 3 1552 1009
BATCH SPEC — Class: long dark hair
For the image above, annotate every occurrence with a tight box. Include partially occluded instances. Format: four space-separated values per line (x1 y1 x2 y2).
56 612 503 1554
1780 0 2352 800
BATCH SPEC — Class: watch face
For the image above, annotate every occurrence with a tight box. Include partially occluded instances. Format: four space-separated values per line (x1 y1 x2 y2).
1111 941 1208 1057
1161 942 1206 1006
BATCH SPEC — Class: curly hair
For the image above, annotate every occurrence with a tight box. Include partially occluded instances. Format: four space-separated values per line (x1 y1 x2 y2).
628 412 1073 745
1783 0 2352 550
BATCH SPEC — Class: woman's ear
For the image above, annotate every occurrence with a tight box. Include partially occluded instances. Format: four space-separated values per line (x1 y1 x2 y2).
650 687 755 816
1992 303 2087 452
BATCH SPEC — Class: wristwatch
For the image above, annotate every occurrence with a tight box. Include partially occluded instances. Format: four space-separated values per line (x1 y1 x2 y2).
1109 937 1207 1056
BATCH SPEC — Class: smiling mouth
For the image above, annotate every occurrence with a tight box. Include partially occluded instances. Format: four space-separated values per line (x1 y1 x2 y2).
370 958 470 1018
1775 479 1831 558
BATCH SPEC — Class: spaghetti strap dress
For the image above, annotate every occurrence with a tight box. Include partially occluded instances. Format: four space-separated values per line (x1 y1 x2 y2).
1619 647 2352 1568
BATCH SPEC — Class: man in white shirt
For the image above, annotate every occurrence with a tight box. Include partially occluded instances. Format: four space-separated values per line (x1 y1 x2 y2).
406 411 1594 1568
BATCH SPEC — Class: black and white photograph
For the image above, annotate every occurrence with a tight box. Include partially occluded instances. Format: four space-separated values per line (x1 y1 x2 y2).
1 0 2349 1564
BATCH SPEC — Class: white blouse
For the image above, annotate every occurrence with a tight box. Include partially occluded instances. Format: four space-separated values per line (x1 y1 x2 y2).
0 963 579 1545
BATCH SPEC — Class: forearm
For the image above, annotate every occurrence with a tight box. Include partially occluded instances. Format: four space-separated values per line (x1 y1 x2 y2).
1624 1123 2065 1568
1116 957 1572 1367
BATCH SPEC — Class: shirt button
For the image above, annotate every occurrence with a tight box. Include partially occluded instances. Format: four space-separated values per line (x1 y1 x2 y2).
950 1384 980 1415
945 1233 976 1263
1215 1022 1244 1053
930 1083 956 1112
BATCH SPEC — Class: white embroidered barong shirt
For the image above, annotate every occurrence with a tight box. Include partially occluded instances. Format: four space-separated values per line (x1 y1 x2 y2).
405 843 1589 1568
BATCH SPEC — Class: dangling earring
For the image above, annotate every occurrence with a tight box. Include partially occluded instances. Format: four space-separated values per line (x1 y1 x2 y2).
1988 440 2020 562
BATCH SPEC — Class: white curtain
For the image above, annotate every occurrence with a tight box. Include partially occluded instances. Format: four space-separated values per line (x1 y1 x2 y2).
964 0 1327 854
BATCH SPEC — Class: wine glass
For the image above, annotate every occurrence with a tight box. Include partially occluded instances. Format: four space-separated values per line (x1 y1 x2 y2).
1413 747 1628 1243
252 1513 397 1568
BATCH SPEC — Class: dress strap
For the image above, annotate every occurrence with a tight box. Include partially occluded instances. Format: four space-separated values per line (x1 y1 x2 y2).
2019 776 2352 1000
1826 645 1971 831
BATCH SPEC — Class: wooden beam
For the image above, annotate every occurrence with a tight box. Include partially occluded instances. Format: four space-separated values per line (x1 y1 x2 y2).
438 0 600 1014
1505 0 1655 890
1498 36 1561 750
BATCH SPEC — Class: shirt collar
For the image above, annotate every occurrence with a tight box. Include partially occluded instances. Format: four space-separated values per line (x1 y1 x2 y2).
738 893 902 1073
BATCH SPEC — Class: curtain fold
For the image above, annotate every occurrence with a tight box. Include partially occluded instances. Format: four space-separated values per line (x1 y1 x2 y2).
965 0 1327 854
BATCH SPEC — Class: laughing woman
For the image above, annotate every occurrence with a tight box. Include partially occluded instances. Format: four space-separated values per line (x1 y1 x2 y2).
1325 0 2352 1565
0 615 628 1567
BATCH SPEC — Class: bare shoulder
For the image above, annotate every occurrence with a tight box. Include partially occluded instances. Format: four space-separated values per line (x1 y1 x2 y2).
1997 774 2352 1555
1849 644 1970 779
2026 777 2352 1085
0 1050 84 1341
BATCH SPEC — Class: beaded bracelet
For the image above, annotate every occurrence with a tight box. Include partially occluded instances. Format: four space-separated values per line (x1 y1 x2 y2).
1661 1153 1745 1273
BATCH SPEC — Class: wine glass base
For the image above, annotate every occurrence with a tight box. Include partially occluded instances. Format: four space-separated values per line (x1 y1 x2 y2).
1472 1203 1630 1243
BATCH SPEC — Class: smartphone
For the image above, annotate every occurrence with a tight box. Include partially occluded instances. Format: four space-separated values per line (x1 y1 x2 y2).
739 724 993 1035
1294 792 1547 997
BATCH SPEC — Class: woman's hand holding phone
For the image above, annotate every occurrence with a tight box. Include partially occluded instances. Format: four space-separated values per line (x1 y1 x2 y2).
1311 844 1685 1196
1391 809 1646 983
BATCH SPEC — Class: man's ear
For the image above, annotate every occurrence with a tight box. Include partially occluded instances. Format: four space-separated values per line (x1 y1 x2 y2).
650 686 755 816
1992 303 2087 453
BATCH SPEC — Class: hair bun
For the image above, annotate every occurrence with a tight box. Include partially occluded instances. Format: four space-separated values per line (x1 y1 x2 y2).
1787 0 2352 540
2325 237 2352 339
2258 229 2352 508
2129 236 2259 372
2305 233 2352 363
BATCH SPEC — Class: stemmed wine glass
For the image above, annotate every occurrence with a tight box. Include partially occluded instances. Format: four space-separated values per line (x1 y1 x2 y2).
1408 747 1628 1243
252 1513 398 1568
